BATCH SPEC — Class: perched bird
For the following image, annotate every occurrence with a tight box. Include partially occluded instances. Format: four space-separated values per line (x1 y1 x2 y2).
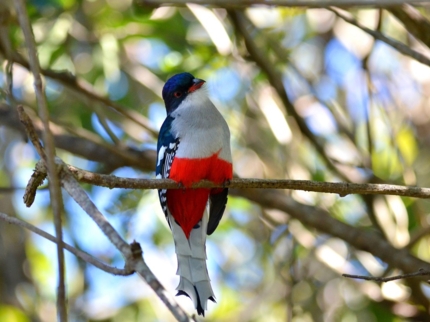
156 73 233 316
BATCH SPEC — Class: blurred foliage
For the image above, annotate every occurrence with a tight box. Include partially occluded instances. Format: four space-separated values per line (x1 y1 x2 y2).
1 0 430 321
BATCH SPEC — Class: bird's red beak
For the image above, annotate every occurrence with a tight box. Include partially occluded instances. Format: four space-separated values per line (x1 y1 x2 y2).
188 79 205 93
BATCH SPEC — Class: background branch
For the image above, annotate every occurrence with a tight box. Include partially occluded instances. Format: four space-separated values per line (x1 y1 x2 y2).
389 4 430 48
229 10 351 182
136 0 430 8
330 8 430 67
0 212 132 276
343 268 430 282
13 1 67 320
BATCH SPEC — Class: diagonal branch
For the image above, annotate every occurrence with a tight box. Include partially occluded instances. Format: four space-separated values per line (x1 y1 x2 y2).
329 8 430 67
389 4 430 49
57 161 195 322
0 42 157 138
0 212 132 276
230 10 352 181
17 106 193 322
59 160 132 257
129 243 197 322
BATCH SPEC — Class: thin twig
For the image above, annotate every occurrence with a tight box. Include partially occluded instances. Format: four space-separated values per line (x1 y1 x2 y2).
95 112 121 145
330 8 430 67
13 1 68 320
0 212 132 276
235 189 430 281
136 0 430 8
343 268 430 282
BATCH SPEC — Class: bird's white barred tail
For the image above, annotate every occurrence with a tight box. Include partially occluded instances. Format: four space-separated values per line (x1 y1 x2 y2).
168 209 215 316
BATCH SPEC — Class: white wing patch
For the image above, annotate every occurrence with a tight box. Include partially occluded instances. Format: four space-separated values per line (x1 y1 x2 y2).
157 146 167 166
157 139 180 216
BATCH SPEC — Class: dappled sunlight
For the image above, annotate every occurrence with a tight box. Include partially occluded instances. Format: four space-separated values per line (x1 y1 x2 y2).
258 86 292 144
1 1 430 321
187 4 232 56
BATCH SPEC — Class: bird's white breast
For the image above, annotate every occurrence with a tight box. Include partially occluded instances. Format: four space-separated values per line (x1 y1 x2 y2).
171 90 231 161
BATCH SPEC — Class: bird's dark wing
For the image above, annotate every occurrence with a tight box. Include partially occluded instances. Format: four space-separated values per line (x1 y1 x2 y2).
207 188 228 235
156 115 179 218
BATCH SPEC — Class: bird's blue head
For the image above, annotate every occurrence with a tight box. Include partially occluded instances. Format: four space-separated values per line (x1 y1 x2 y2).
162 72 206 114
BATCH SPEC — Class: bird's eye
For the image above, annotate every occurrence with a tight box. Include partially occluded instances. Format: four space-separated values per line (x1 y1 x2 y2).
174 91 182 98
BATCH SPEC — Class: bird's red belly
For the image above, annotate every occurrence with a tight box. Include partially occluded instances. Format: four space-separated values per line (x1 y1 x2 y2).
168 152 232 187
167 152 232 238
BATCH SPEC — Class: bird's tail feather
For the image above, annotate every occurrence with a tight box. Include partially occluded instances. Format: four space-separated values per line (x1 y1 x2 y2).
168 209 215 316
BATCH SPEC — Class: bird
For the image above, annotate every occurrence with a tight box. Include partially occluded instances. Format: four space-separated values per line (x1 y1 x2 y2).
156 72 233 316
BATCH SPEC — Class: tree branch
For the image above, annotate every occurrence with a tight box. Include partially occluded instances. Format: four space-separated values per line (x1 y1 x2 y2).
0 103 156 171
0 212 132 276
129 243 197 322
65 165 430 199
14 96 194 321
229 10 351 182
136 0 430 9
58 160 195 322
330 8 430 67
233 188 430 307
13 1 67 320
343 268 430 282
389 4 430 49
0 48 157 138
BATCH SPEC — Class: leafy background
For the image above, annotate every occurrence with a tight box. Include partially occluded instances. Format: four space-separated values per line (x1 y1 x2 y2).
1 0 430 321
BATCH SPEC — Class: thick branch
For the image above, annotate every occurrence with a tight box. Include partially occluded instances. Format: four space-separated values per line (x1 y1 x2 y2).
389 4 430 49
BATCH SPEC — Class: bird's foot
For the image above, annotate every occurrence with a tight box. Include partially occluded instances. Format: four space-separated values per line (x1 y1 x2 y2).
222 178 231 188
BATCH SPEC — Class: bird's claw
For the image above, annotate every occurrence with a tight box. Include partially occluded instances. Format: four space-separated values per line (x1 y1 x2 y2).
222 179 231 188
178 181 185 190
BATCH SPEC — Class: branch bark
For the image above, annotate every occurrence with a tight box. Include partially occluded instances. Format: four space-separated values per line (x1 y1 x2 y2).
136 0 430 8
15 106 194 322
66 165 430 199
58 160 195 322
13 1 67 320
